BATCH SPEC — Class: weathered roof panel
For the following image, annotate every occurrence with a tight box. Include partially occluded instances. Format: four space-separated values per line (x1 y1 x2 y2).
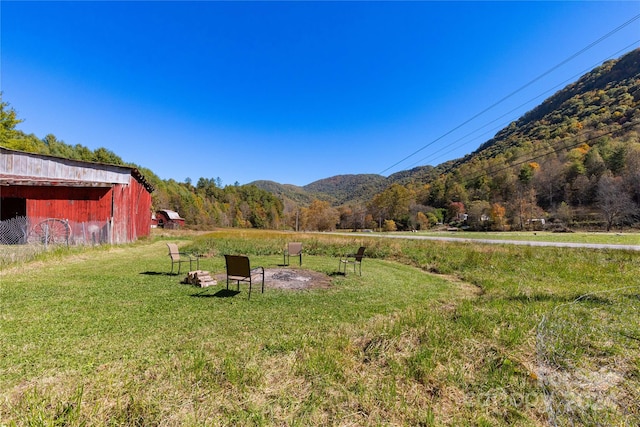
0 147 153 192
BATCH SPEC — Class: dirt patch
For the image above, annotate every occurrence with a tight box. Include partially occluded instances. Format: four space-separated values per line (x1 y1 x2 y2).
215 268 332 290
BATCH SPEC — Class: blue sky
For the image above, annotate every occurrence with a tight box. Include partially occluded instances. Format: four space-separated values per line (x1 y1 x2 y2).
2 1 639 187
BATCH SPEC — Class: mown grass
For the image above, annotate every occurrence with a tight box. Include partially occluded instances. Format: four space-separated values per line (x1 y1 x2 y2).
386 230 640 246
1 229 638 426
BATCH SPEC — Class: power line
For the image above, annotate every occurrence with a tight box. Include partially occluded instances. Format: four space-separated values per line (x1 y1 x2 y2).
378 13 640 175
456 121 639 186
407 39 640 169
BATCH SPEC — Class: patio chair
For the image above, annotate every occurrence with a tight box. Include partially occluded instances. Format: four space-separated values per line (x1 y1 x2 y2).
339 246 366 276
167 243 199 274
224 255 265 299
283 242 303 266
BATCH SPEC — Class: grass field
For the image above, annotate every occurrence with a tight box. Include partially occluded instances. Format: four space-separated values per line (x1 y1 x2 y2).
1 229 639 426
362 230 640 246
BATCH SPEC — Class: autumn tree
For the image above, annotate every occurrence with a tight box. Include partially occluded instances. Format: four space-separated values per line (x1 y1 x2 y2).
490 203 507 231
301 200 339 231
383 219 397 232
447 201 465 223
621 142 640 206
509 188 545 230
555 202 573 227
416 211 430 230
533 157 564 209
368 184 414 229
596 172 636 231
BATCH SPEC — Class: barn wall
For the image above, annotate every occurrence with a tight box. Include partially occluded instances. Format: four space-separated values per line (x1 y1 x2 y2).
2 182 151 243
1 148 153 243
0 147 131 185
2 186 112 223
130 179 152 239
111 177 152 243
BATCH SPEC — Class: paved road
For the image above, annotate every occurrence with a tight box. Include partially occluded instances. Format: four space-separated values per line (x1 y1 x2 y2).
327 232 640 251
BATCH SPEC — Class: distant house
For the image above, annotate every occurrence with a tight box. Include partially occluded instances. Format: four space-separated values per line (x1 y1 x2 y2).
526 218 546 230
155 209 185 229
0 147 154 243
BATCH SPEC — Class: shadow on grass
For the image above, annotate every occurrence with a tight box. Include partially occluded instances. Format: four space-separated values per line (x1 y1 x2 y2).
140 271 181 276
328 271 349 277
191 288 241 298
506 293 613 304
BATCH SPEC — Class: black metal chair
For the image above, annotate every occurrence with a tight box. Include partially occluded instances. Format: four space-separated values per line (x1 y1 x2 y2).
224 255 264 299
339 246 366 276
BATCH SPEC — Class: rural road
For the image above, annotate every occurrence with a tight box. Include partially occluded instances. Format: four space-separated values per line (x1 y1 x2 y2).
327 232 640 251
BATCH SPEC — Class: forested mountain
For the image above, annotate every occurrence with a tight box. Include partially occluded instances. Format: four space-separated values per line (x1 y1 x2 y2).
250 174 389 210
250 180 329 205
2 48 639 232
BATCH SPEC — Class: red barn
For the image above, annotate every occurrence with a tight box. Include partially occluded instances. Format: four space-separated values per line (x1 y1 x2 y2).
0 147 154 244
155 209 185 229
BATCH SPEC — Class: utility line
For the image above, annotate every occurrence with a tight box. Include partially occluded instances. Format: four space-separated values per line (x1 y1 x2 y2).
456 121 639 186
408 39 640 169
378 13 640 175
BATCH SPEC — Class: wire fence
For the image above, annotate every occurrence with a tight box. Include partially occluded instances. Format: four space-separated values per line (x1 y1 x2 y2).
536 286 640 426
0 216 111 265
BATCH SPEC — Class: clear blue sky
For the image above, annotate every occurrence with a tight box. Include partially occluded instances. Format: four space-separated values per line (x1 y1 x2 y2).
3 1 639 187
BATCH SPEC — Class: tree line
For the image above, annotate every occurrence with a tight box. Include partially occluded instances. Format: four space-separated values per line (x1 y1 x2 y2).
0 98 283 229
2 45 639 234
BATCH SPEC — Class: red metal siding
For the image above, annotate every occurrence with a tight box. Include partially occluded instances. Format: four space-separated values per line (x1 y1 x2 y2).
2 186 112 223
131 179 152 239
1 148 153 243
111 177 152 243
2 181 151 243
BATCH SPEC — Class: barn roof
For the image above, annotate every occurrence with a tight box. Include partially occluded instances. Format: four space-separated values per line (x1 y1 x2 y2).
158 209 183 220
0 147 154 192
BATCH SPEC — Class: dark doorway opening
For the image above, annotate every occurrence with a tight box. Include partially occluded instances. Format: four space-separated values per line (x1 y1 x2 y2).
1 198 27 220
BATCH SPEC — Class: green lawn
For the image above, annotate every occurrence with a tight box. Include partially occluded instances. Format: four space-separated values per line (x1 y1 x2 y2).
381 230 640 246
1 230 638 426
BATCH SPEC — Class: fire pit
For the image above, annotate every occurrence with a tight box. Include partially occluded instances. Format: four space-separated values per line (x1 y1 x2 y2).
215 268 332 290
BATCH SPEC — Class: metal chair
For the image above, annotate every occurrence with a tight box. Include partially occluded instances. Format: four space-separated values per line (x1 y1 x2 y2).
167 243 199 274
224 255 264 299
283 242 303 266
339 246 366 276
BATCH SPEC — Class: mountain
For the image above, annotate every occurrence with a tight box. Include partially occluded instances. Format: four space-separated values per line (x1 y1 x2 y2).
251 174 388 206
3 48 637 231
472 48 640 162
303 174 388 204
254 48 640 211
249 180 320 205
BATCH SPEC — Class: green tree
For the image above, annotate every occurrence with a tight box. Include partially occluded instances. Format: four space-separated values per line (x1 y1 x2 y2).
0 96 23 145
467 200 491 230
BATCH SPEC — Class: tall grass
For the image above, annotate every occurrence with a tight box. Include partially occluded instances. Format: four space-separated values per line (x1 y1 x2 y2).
1 229 638 425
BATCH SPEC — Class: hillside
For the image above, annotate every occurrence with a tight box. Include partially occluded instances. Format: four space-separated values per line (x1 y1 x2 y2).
255 49 640 219
251 174 388 206
249 180 325 205
472 48 639 162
